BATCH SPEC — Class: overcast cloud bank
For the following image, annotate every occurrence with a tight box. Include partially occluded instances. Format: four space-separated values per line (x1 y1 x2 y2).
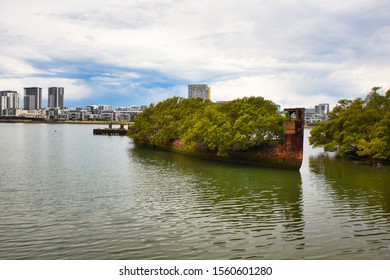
1 0 389 108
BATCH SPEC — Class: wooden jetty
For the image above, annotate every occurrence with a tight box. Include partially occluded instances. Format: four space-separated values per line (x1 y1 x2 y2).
93 123 130 136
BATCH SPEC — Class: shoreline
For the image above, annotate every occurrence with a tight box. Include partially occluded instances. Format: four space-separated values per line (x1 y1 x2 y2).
0 117 129 125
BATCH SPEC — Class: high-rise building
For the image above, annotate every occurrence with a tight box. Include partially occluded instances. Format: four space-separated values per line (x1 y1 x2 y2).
0 90 20 116
188 84 210 100
315 103 329 115
48 87 64 108
24 87 42 110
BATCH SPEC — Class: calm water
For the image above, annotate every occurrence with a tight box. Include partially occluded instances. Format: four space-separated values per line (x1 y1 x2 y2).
0 123 389 259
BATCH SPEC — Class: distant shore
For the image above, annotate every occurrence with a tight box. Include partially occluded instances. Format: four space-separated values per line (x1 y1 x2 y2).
0 116 129 125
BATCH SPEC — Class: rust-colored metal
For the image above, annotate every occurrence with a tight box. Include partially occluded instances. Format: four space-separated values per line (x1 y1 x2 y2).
283 108 304 148
280 108 305 162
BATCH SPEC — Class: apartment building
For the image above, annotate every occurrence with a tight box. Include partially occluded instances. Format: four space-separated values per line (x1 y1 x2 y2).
0 90 20 116
24 87 42 110
188 84 210 100
48 87 64 108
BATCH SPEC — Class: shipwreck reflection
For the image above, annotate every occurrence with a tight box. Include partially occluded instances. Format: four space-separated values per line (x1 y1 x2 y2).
129 146 305 254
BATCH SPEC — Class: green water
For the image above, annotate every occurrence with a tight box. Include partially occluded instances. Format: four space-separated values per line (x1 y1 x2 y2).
0 124 389 259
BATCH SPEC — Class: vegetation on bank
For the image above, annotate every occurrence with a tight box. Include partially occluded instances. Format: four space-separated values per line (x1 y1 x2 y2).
128 96 284 156
309 87 390 160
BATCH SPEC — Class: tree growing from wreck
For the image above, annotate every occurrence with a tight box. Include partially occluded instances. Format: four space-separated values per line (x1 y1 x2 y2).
309 87 390 160
128 96 284 156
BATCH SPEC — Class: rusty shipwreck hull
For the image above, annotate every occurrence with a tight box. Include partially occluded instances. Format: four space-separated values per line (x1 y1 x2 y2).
152 108 305 170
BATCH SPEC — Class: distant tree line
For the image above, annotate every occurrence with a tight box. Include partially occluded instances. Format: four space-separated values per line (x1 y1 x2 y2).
309 87 390 160
128 96 284 156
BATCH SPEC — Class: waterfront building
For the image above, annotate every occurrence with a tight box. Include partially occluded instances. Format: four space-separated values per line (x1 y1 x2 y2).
67 109 89 121
85 105 99 114
45 108 66 120
100 110 115 121
116 106 145 121
48 87 64 108
315 103 329 115
19 109 46 119
0 90 20 116
305 103 330 123
52 104 147 121
98 105 113 111
188 84 210 100
24 87 42 110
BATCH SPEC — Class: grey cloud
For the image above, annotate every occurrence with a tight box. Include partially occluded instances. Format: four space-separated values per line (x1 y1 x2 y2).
57 0 183 29
1 0 389 108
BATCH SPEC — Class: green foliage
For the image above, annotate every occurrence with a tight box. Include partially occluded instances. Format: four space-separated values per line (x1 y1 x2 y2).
129 96 284 157
309 87 390 160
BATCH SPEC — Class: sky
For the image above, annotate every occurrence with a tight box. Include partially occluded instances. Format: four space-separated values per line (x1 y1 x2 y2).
1 0 389 109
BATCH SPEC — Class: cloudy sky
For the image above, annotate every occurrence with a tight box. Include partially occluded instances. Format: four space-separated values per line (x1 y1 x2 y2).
1 0 389 108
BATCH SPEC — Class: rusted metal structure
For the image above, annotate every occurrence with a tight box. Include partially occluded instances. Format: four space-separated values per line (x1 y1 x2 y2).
153 108 305 170
93 123 130 136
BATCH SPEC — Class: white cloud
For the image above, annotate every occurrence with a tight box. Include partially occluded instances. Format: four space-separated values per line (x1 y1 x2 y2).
211 73 340 109
0 77 91 104
0 0 389 108
0 56 42 77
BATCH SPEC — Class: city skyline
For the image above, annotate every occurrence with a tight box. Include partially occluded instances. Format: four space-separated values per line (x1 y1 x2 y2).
1 84 330 123
1 84 329 111
1 0 389 109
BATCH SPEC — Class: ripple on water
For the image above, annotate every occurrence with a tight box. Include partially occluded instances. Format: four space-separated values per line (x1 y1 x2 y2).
1 125 390 259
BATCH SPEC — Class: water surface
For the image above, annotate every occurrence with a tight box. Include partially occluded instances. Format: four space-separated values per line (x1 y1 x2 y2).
0 124 389 259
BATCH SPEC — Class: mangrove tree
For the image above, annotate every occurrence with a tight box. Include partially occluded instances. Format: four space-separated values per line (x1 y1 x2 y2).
128 96 284 156
309 87 390 160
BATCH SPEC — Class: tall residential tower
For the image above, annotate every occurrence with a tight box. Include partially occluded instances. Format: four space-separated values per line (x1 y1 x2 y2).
24 87 42 110
0 90 20 116
48 87 64 108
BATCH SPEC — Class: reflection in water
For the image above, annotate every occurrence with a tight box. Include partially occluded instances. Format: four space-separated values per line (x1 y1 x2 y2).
129 147 305 258
1 124 389 259
307 154 390 259
310 154 390 213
